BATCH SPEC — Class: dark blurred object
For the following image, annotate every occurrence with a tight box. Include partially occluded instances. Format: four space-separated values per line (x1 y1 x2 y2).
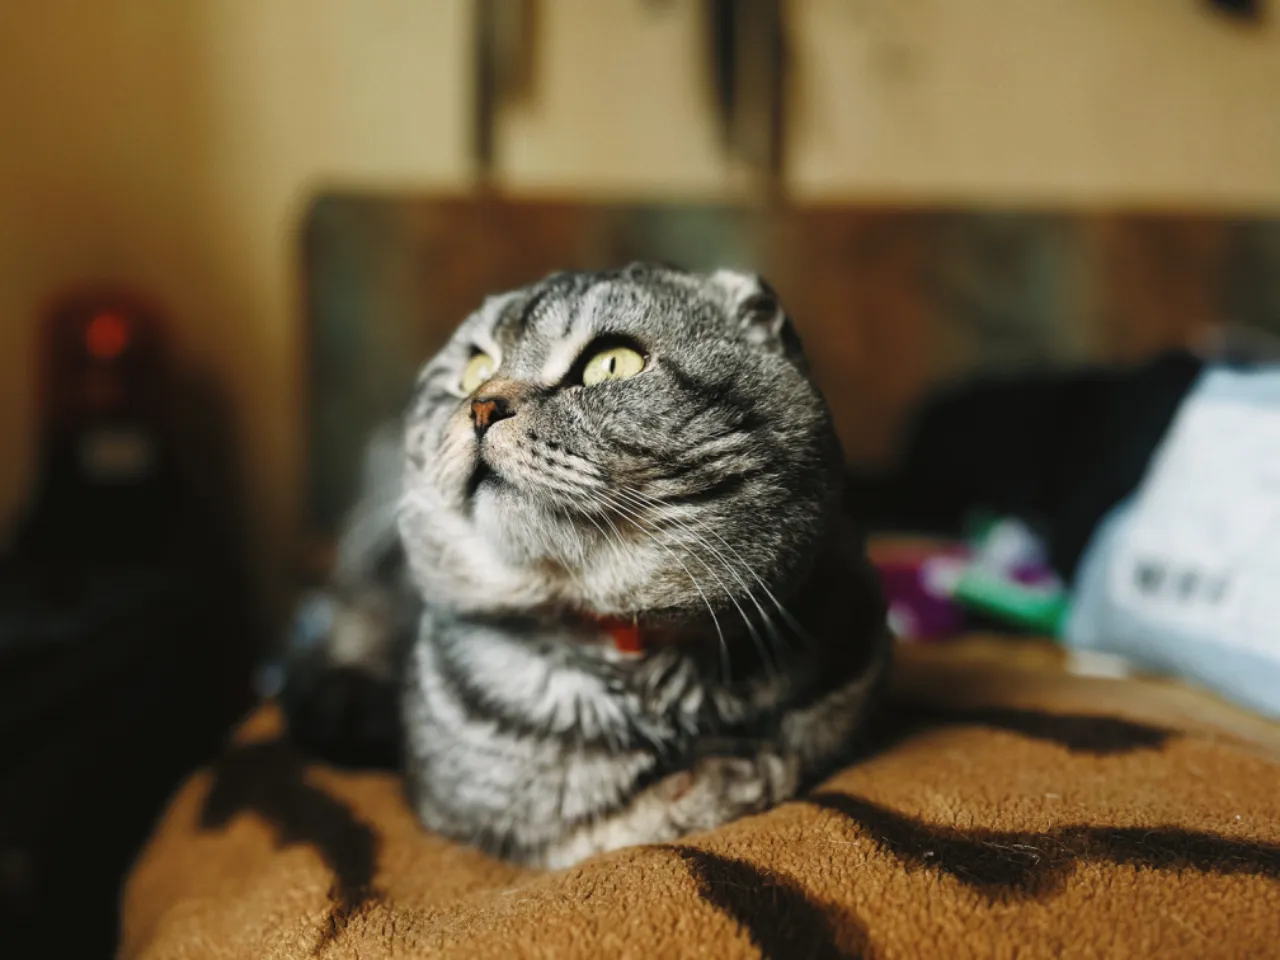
9 292 177 566
0 574 247 958
472 0 537 180
279 663 404 770
1207 0 1263 23
705 0 785 190
469 1 787 191
847 351 1206 584
0 291 259 957
274 584 414 771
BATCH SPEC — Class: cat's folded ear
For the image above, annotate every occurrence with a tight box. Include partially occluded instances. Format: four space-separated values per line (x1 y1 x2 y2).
708 269 805 362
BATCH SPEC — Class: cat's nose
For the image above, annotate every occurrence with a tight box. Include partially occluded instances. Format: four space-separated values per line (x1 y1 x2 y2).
471 395 515 437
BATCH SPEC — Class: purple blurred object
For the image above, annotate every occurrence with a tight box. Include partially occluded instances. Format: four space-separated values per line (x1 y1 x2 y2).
871 519 1063 641
872 544 969 641
1008 561 1059 589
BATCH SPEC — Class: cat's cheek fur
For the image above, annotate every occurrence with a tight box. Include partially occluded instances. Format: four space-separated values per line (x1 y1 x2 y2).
398 495 552 616
437 409 480 504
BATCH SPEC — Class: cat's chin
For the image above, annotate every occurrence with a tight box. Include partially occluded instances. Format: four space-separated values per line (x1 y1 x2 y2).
466 489 596 575
465 462 577 518
463 459 500 500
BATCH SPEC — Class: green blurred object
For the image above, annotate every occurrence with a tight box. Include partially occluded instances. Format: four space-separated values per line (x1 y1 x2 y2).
952 567 1070 636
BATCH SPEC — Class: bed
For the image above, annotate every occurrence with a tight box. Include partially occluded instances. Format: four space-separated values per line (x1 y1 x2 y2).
119 636 1280 959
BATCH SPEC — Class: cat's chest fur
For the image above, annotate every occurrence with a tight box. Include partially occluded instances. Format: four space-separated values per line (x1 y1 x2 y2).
402 612 779 859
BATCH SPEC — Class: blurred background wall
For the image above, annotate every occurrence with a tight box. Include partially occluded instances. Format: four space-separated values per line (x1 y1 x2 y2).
2 0 1280 614
0 1 473 608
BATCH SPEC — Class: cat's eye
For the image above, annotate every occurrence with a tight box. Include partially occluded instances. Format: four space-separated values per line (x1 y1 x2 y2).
581 346 645 387
460 352 496 394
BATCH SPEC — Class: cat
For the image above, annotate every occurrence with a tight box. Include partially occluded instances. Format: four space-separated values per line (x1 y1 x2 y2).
283 263 890 869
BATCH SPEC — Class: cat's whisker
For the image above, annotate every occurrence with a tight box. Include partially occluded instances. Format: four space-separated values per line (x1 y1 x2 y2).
588 491 732 680
617 487 814 660
556 512 604 599
610 486 791 673
582 492 731 684
609 488 775 645
598 489 766 683
590 492 730 675
622 486 811 638
619 495 787 679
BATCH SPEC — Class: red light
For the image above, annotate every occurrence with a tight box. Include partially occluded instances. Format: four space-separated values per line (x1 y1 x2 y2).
85 311 130 360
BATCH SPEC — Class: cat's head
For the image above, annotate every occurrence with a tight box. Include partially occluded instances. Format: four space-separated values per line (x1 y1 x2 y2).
397 263 843 629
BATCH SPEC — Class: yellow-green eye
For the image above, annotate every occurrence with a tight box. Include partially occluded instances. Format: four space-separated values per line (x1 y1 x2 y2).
460 352 496 394
581 346 645 387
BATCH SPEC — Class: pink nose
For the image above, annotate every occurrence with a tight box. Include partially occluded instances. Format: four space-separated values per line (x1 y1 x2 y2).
470 395 514 436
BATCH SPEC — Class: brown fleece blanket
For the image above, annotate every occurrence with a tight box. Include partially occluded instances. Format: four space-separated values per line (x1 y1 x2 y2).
120 639 1280 959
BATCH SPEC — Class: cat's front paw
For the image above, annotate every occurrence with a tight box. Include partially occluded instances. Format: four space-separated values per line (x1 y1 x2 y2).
276 588 413 769
662 752 800 834
281 661 403 768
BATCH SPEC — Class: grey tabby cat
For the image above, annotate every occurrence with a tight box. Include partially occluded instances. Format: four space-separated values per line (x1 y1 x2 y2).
284 263 889 869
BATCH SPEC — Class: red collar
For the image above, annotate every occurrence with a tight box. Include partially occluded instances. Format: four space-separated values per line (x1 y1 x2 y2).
590 615 645 654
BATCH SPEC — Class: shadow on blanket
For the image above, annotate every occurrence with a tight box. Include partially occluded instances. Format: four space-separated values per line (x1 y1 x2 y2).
185 702 1280 959
199 738 380 947
806 792 1280 901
